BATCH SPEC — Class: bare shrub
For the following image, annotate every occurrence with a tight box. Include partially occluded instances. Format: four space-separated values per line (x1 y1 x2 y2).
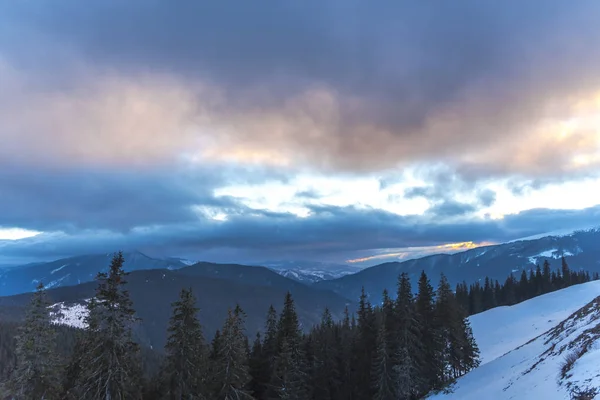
560 350 580 379
571 387 597 400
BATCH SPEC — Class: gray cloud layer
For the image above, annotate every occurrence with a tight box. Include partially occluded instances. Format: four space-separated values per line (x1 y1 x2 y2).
2 1 600 175
2 204 599 266
2 1 600 264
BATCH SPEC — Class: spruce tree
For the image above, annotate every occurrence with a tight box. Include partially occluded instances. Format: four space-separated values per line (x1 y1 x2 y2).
482 277 496 311
272 292 308 399
353 287 377 398
394 272 424 399
248 333 270 399
518 270 528 302
371 315 397 400
250 305 279 399
415 271 442 392
436 274 480 381
212 306 254 399
4 282 60 399
435 274 459 382
561 256 571 287
161 287 208 399
262 305 279 366
73 251 142 399
381 289 397 359
310 308 342 400
338 307 355 400
542 260 552 292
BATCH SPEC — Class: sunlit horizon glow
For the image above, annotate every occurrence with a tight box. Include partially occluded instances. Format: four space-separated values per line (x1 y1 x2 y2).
346 241 497 264
0 228 41 241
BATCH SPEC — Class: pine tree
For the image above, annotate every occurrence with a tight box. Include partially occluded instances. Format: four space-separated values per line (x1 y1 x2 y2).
62 329 86 398
561 256 571 287
518 270 528 302
535 265 543 295
542 260 552 292
371 315 397 400
460 319 480 374
272 292 308 399
72 251 142 399
435 274 456 382
212 306 254 399
210 330 223 359
262 305 279 369
482 277 494 311
528 269 536 298
250 306 279 399
248 333 269 399
436 274 480 382
415 271 442 392
381 289 397 359
4 282 60 399
338 307 355 400
352 287 377 398
310 308 342 400
468 282 482 314
161 287 208 399
394 273 424 399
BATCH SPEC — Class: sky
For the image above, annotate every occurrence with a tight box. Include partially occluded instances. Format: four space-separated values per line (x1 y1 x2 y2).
1 1 600 267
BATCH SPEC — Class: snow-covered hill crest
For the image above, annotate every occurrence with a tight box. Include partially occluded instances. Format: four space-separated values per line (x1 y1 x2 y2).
431 281 600 399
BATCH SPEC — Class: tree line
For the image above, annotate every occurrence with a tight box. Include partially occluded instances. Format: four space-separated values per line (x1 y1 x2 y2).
0 251 501 399
455 257 598 316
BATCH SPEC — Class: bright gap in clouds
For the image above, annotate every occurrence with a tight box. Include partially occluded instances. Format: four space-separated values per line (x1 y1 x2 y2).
0 228 41 240
214 172 600 220
214 173 432 217
484 176 600 220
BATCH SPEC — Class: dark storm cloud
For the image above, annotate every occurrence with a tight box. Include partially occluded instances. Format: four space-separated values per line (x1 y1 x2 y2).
0 163 289 232
2 1 600 176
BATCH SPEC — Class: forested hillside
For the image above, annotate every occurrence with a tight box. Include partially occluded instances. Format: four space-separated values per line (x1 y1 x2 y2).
0 252 481 399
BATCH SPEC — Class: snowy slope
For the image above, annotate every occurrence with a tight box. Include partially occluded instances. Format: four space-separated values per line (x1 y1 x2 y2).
471 281 600 365
431 281 600 400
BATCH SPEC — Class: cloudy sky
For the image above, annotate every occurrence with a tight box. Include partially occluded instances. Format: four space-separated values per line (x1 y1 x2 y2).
2 0 600 267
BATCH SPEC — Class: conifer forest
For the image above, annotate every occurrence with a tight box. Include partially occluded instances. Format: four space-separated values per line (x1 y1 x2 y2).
0 252 592 399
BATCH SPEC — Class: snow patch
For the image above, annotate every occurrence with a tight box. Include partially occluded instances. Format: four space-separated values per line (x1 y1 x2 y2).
527 248 577 264
49 300 90 329
45 273 71 289
51 264 68 274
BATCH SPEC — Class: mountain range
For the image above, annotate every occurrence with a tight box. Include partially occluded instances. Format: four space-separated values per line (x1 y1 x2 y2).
3 227 600 351
0 263 352 350
0 251 187 297
260 260 362 283
316 228 600 303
